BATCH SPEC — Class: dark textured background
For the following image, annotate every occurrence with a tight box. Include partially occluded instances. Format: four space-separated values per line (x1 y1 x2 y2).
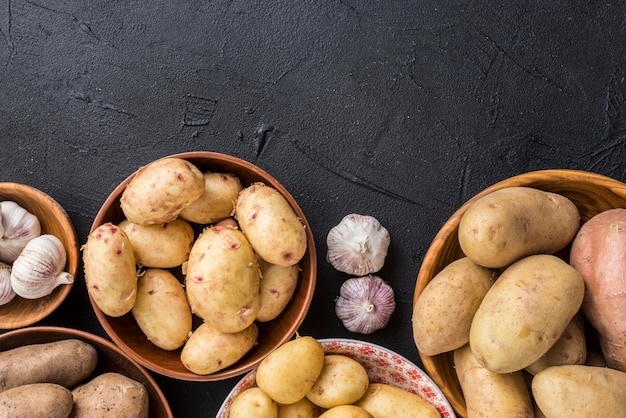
1 1 625 416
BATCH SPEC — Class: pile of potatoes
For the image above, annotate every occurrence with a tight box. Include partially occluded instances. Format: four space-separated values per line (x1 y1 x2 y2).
228 335 441 418
0 339 149 418
82 157 308 374
412 187 626 417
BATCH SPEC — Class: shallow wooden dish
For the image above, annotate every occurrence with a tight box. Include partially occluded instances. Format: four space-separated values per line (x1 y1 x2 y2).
412 169 626 417
0 183 78 329
89 151 317 381
0 326 173 418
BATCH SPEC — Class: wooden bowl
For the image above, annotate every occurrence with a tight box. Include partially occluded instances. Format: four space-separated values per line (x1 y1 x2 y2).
412 169 626 418
0 326 173 418
0 183 78 329
89 151 317 381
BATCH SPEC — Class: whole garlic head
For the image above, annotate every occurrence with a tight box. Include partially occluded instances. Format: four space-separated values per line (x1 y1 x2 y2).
335 275 395 334
326 214 390 276
0 200 41 263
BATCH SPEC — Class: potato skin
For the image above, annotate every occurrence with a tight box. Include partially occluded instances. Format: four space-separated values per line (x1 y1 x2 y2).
0 339 98 392
277 397 323 418
120 157 205 225
354 383 440 418
229 387 277 418
458 187 580 268
132 268 192 351
532 365 626 417
179 172 243 224
71 372 149 418
469 254 585 373
185 224 260 333
257 258 300 322
306 354 369 409
236 183 307 266
120 218 194 268
318 405 374 418
412 257 497 355
83 222 138 317
570 208 626 372
0 383 73 418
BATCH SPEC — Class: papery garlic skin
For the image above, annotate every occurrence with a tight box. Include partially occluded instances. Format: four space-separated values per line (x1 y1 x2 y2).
0 262 16 306
10 234 74 299
326 214 390 276
335 275 395 334
0 200 41 263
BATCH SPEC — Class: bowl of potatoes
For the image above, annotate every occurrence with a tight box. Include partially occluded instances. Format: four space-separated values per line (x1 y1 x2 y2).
216 336 456 418
412 169 626 418
83 151 317 381
0 325 172 417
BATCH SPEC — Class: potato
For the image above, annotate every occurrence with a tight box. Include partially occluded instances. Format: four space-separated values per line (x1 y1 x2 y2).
236 183 307 266
454 344 533 418
306 354 369 409
229 387 277 418
412 257 497 355
83 222 138 317
318 405 374 418
277 397 323 418
257 258 300 322
458 186 580 268
570 208 626 372
120 157 205 224
256 336 325 405
469 254 585 373
354 383 440 418
179 172 243 224
71 372 149 418
132 268 192 351
180 322 258 375
0 383 73 418
532 365 626 417
185 224 260 333
525 312 586 375
120 218 194 268
0 339 98 392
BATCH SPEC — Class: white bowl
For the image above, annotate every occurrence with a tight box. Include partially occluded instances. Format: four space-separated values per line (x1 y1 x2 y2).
216 338 456 418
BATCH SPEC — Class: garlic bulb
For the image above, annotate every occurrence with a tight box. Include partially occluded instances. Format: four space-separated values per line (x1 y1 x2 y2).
335 275 395 334
0 262 16 305
10 234 74 299
326 214 390 275
0 200 41 263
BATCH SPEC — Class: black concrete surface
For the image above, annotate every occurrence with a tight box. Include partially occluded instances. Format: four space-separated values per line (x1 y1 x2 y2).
1 1 625 416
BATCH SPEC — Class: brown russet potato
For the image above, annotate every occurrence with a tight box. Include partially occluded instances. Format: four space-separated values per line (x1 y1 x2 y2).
0 383 73 418
71 372 149 418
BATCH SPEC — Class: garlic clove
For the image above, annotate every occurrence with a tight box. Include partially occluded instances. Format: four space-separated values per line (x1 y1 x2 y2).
0 200 42 264
335 275 395 334
10 234 74 299
0 262 16 306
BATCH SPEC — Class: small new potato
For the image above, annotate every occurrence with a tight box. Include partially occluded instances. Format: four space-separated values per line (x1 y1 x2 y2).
132 268 192 351
257 258 300 322
306 354 369 409
83 222 138 317
120 157 205 224
256 336 325 405
236 183 307 266
229 387 277 418
120 218 195 268
318 405 374 418
354 383 440 418
0 383 73 418
179 172 243 224
412 257 497 355
180 322 258 375
71 372 149 418
277 397 323 418
458 186 580 268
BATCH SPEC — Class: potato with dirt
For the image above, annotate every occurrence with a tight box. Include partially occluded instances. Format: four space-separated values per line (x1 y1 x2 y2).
71 372 149 418
0 383 73 418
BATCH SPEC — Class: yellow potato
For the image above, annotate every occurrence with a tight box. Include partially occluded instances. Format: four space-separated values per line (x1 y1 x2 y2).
532 365 626 417
83 222 138 317
458 186 580 268
277 397 323 418
71 372 149 418
306 354 369 409
120 218 194 268
412 257 497 355
180 322 258 375
454 344 533 417
185 224 260 333
132 268 192 351
256 336 325 405
0 383 73 418
229 387 277 418
469 254 585 373
179 172 243 224
120 157 205 224
318 405 374 418
257 258 300 322
354 383 440 418
236 183 307 266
